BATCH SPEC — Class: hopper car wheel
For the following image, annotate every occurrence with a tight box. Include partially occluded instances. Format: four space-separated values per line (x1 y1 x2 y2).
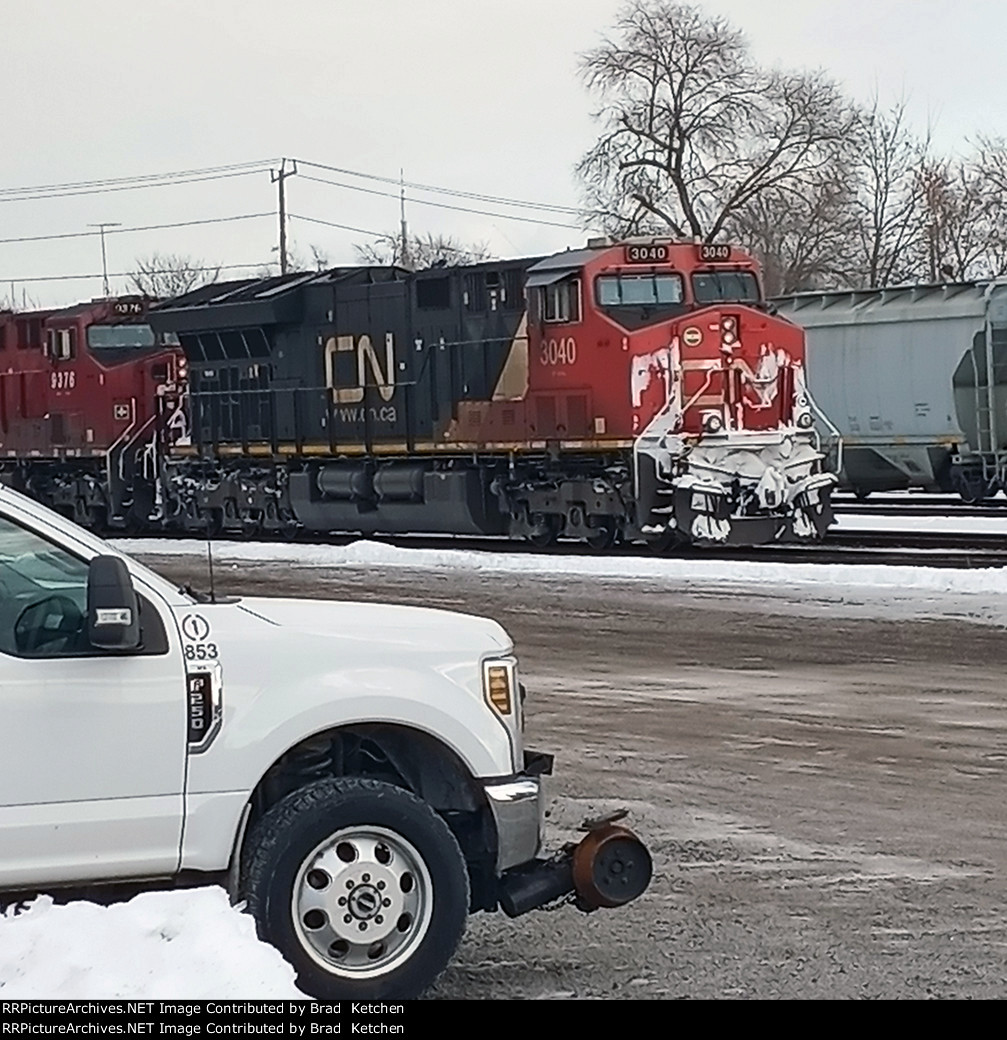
584 519 618 552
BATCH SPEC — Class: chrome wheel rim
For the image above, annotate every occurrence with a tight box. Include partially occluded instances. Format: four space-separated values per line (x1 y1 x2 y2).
292 825 434 978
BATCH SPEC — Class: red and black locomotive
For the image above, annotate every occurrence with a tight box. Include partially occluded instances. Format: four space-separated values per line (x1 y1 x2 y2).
1 239 836 548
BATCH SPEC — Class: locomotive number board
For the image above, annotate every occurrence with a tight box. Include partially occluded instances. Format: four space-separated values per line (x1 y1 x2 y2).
624 244 670 264
697 243 733 262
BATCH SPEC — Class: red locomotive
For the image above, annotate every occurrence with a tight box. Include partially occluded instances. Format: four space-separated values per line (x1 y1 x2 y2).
0 297 185 528
1 238 836 548
519 239 837 546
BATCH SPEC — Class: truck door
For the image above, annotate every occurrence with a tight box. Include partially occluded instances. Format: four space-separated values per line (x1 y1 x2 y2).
0 513 186 888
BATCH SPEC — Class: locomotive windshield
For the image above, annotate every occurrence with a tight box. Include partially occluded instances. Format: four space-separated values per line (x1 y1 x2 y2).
692 271 760 304
87 324 157 350
596 273 684 307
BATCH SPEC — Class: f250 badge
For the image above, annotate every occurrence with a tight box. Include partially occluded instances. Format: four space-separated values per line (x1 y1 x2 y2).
187 661 223 752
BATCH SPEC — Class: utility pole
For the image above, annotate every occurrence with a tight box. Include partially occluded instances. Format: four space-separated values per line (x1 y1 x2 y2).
88 222 121 296
399 168 410 270
271 158 298 274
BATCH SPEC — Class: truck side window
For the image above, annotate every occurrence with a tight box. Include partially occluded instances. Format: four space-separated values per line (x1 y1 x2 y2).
0 517 166 658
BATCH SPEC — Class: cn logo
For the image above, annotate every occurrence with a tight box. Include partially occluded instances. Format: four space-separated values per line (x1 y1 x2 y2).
324 333 396 404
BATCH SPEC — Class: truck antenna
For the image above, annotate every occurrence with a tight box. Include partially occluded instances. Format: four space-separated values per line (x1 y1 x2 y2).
206 535 217 604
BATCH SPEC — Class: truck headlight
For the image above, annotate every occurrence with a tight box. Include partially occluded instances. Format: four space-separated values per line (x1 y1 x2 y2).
483 660 515 715
797 412 814 429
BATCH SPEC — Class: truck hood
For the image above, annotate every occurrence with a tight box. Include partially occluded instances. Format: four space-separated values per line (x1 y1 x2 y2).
231 596 513 655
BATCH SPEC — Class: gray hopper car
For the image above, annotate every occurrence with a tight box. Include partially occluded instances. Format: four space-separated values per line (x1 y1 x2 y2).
773 283 1007 503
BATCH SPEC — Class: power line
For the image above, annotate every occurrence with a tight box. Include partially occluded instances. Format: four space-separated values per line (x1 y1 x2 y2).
0 263 268 285
298 174 582 229
289 213 387 237
0 160 279 201
0 212 274 246
0 168 275 204
296 159 584 215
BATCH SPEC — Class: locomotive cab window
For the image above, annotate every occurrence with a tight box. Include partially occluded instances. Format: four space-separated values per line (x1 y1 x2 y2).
692 271 760 304
596 274 685 308
46 328 76 360
542 279 581 324
87 324 157 350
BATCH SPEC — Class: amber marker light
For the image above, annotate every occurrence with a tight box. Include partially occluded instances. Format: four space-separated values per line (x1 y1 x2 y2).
484 663 513 715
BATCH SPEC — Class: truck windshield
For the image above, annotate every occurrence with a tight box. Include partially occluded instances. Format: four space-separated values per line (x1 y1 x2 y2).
87 324 157 349
596 274 684 307
692 271 761 304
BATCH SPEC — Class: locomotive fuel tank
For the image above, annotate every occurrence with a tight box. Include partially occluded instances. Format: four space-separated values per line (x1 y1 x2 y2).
775 283 1007 501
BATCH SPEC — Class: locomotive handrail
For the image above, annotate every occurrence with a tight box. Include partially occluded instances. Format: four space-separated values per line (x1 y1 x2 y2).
681 371 715 417
807 387 843 477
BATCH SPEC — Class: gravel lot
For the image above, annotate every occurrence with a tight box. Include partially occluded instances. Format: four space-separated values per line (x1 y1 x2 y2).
146 556 1007 999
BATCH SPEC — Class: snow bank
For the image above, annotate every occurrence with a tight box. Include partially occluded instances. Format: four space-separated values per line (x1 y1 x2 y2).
0 888 305 998
114 537 1007 596
836 513 1007 535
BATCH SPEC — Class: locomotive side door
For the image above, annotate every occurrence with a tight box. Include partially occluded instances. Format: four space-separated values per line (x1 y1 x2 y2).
0 511 186 888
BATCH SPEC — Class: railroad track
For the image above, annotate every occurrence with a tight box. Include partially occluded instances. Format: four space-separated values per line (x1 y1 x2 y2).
833 493 1007 518
121 528 1007 571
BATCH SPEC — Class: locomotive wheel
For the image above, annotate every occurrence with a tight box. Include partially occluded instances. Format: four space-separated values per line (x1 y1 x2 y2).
644 530 685 555
584 519 618 552
527 515 559 549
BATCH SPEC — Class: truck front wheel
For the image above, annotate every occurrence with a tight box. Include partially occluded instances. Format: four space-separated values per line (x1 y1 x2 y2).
241 777 469 999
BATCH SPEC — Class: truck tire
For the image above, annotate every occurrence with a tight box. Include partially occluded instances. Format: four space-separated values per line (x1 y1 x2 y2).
241 777 469 1000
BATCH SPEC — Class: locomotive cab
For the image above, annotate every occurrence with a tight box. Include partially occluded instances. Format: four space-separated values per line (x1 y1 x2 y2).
523 240 836 546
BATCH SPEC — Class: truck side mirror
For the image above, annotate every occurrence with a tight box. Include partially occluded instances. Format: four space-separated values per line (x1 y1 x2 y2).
87 555 141 651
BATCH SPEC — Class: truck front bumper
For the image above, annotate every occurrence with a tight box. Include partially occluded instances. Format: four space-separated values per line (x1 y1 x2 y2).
482 751 553 872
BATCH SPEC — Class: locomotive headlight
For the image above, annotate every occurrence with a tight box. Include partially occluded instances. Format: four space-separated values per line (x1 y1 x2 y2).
721 315 739 347
702 411 725 434
797 412 814 430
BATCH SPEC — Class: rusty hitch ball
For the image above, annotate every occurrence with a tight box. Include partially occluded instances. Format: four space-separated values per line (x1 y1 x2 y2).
571 822 653 909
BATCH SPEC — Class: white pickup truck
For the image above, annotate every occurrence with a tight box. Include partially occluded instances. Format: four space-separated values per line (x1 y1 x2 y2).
0 485 650 999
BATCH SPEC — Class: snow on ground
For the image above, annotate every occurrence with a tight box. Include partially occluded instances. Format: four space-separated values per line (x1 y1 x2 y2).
836 513 1007 535
114 537 1007 598
0 888 305 998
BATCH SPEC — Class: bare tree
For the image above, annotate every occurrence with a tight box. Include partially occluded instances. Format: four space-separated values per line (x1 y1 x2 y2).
578 0 857 242
129 253 220 298
353 232 492 270
916 157 1007 282
0 286 42 311
848 97 931 287
732 172 859 295
256 241 333 277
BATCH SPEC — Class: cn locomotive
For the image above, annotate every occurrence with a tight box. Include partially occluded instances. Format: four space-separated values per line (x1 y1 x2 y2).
1 239 836 547
0 296 185 527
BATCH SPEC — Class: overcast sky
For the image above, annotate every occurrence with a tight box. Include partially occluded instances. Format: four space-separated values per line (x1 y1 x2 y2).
3 0 1005 307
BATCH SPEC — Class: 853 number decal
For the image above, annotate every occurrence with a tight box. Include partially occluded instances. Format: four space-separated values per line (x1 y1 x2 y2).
184 642 218 661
